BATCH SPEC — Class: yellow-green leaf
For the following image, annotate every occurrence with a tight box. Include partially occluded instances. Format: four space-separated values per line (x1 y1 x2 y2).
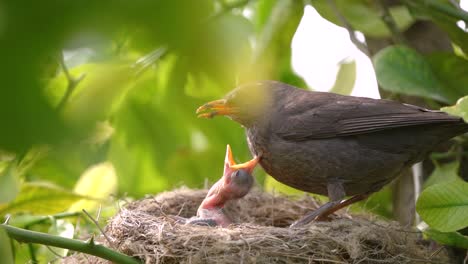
330 60 356 95
0 228 14 264
424 161 459 188
0 182 86 216
441 95 468 123
416 179 468 232
68 162 117 212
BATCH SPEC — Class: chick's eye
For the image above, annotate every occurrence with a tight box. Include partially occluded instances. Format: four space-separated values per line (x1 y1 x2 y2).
231 170 240 178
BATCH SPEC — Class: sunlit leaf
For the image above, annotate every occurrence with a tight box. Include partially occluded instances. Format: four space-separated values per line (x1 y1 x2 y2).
330 59 356 95
0 228 14 264
424 160 459 188
373 45 458 103
0 182 87 216
416 179 468 232
441 95 468 122
68 162 117 212
0 164 19 204
424 228 468 249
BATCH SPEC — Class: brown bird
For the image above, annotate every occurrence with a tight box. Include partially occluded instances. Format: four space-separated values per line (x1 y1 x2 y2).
187 145 259 227
196 81 468 227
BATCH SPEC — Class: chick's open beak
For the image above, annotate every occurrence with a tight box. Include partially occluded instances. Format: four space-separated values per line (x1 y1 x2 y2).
224 144 259 174
196 99 238 118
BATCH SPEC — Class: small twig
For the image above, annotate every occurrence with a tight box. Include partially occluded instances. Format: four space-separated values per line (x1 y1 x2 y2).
23 212 82 228
376 0 407 45
57 52 86 110
46 245 66 258
327 0 370 56
1 224 140 264
28 243 38 264
82 209 114 248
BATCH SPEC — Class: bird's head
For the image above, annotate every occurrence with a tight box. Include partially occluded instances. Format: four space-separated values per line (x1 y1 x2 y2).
196 81 278 127
222 144 258 197
200 144 259 210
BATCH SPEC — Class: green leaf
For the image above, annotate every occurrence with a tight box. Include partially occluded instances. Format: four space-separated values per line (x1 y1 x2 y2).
424 160 459 188
0 182 87 216
0 228 14 264
68 162 117 212
373 45 458 103
0 163 19 204
62 62 135 130
426 53 468 98
416 179 468 232
441 96 468 123
330 60 356 95
311 1 414 38
424 228 468 249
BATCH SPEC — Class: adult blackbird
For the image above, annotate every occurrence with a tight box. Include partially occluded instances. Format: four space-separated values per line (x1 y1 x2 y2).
196 81 468 227
186 145 259 227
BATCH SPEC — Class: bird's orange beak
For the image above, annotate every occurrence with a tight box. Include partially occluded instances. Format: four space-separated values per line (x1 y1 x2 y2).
196 99 239 119
224 144 259 175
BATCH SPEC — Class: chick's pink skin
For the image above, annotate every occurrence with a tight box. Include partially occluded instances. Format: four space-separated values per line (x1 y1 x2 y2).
195 145 259 227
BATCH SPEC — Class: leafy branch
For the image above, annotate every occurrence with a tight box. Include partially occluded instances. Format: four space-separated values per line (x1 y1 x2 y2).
1 224 141 264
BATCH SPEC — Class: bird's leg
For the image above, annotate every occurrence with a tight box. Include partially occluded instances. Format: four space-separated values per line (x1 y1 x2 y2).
290 182 345 227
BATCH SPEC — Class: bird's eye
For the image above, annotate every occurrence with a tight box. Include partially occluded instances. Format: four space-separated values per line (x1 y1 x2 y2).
230 169 253 186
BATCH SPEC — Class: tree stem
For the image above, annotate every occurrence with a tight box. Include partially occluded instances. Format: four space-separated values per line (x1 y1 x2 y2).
1 224 141 264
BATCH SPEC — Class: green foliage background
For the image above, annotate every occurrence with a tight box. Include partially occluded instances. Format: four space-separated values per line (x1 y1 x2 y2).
0 0 468 262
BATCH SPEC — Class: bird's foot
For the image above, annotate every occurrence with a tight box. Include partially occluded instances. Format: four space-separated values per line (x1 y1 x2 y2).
290 201 339 228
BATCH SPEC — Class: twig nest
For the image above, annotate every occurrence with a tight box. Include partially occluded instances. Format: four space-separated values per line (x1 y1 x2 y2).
64 188 449 264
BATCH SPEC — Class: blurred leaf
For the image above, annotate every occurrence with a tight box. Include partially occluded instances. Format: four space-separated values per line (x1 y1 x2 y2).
264 176 307 196
405 0 468 54
357 185 393 219
249 0 306 86
0 182 87 216
424 228 468 249
62 62 134 130
0 164 19 204
442 95 468 122
330 59 356 95
311 1 414 38
373 45 459 103
416 179 468 232
426 53 468 98
68 162 117 212
424 160 459 188
0 228 14 264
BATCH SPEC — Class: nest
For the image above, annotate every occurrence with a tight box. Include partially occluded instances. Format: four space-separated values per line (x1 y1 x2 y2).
63 188 449 264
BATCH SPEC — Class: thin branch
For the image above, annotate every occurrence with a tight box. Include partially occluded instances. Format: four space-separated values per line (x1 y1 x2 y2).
327 0 370 56
1 224 140 264
376 0 407 45
82 209 114 248
23 212 82 228
57 52 86 111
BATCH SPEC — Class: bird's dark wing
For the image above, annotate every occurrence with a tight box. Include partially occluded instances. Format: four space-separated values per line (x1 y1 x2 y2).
275 92 463 141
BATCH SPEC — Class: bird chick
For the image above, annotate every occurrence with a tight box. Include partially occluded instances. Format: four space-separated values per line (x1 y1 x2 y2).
186 144 259 227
